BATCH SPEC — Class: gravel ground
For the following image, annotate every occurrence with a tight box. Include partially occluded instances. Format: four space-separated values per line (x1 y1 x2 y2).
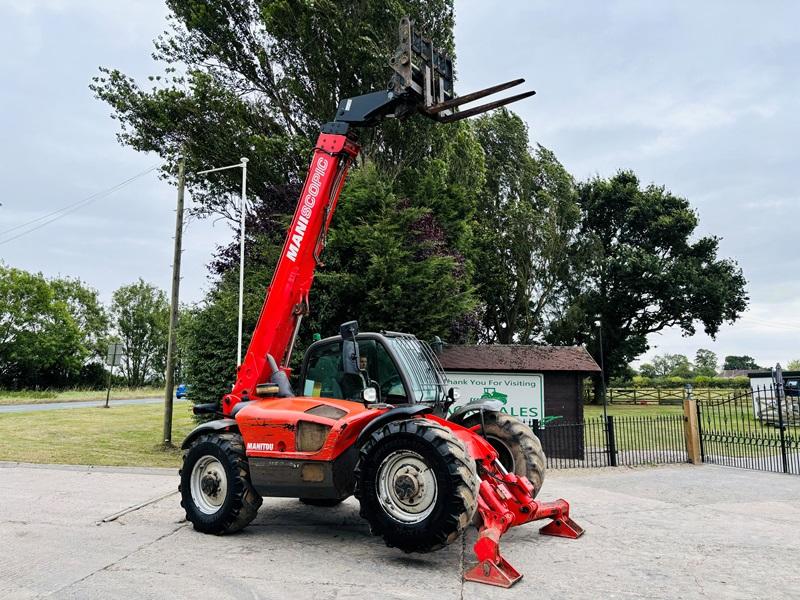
1 461 798 599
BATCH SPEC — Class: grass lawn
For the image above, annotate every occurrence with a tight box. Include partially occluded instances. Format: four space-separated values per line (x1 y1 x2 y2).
583 403 684 418
0 402 194 468
581 400 794 457
0 387 165 406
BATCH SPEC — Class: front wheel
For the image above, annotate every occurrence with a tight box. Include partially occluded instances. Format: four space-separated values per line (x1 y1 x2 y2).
355 419 479 553
179 432 262 534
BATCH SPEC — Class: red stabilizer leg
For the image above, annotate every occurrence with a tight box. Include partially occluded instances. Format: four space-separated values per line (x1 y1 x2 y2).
464 556 522 588
536 499 585 539
539 516 584 539
465 497 524 588
464 471 584 586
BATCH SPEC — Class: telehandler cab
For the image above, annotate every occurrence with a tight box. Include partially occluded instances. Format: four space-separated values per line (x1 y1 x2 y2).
180 17 583 588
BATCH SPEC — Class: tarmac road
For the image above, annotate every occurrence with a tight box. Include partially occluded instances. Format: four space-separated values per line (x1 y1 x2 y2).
1 461 799 599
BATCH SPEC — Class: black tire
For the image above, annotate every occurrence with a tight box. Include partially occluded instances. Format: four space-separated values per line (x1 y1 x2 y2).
299 497 345 507
355 418 478 553
463 412 546 497
179 432 262 534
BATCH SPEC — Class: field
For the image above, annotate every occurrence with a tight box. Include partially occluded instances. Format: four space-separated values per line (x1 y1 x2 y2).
0 402 194 467
581 395 798 459
0 387 164 406
583 403 683 418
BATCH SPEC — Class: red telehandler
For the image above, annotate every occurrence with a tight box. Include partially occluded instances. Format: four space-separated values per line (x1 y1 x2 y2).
180 17 583 588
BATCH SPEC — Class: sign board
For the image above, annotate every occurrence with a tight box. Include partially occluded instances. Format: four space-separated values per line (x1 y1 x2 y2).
106 343 125 367
445 371 544 427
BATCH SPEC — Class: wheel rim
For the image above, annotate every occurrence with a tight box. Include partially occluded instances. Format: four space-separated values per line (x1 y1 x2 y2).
190 455 228 515
486 435 516 473
376 450 438 524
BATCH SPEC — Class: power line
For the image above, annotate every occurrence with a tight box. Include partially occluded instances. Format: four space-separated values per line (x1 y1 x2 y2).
0 165 159 246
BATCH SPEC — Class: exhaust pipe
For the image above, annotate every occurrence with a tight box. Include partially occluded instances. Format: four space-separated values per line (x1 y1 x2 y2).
267 354 294 397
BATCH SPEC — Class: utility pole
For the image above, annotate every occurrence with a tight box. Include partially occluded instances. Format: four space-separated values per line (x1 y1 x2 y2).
163 153 186 447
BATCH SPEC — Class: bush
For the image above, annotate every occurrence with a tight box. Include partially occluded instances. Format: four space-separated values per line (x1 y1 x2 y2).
608 375 751 390
77 362 109 389
693 375 712 387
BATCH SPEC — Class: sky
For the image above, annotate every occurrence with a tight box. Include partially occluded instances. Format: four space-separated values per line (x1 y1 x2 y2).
0 0 798 369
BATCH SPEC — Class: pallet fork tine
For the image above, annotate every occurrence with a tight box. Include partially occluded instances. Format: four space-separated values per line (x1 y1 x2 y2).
433 90 537 123
424 78 526 114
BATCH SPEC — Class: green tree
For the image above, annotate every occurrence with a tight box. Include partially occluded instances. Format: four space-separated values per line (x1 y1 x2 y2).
787 359 800 371
471 109 582 343
645 353 693 378
694 349 718 377
0 265 107 389
184 162 484 406
51 277 109 362
181 282 240 407
110 280 169 387
638 363 657 379
313 164 477 341
722 355 761 371
90 0 456 219
547 171 748 398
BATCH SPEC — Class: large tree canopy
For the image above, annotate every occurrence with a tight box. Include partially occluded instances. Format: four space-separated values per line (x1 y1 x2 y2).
93 1 488 403
91 0 456 218
548 171 748 386
472 109 583 344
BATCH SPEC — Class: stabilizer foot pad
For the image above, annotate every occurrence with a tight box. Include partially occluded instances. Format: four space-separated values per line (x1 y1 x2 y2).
539 516 585 539
464 557 522 588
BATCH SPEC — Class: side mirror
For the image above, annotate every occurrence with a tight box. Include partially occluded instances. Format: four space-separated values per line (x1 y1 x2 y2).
362 387 378 404
339 320 359 340
342 339 361 375
340 320 361 375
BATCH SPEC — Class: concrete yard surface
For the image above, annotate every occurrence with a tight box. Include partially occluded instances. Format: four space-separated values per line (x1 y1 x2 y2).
1 461 799 599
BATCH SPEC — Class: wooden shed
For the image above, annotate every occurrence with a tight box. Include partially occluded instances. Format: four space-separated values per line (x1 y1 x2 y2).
438 344 600 425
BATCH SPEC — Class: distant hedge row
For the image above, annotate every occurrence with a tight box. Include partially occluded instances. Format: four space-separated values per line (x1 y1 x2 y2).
609 375 751 389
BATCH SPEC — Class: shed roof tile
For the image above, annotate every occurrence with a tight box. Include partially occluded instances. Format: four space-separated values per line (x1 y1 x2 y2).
438 344 600 373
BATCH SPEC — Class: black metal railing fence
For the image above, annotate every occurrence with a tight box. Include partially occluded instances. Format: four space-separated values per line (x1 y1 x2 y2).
698 384 800 475
532 414 688 469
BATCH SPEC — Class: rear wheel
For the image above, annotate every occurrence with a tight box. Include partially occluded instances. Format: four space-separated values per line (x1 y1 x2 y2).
355 419 478 553
179 432 262 534
463 412 546 497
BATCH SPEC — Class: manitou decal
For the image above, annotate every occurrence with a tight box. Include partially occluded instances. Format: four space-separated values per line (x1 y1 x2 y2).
247 442 275 452
286 156 331 262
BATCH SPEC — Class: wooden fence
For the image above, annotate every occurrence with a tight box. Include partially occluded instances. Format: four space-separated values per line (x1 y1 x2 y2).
584 387 747 405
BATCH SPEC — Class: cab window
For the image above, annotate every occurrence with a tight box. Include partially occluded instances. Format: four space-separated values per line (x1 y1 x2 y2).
302 339 408 403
